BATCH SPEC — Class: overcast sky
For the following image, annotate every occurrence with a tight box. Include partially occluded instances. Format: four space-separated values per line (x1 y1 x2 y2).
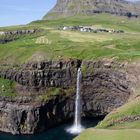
0 0 139 27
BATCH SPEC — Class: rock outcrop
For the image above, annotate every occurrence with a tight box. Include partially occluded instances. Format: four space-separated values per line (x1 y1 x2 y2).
0 29 41 44
0 38 15 44
0 29 40 36
0 60 136 134
43 0 140 20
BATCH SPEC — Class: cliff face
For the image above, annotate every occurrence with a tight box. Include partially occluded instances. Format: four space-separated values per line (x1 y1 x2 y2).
43 0 140 20
0 60 136 135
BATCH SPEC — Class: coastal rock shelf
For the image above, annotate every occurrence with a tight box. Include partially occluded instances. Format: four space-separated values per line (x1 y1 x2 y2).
0 60 136 135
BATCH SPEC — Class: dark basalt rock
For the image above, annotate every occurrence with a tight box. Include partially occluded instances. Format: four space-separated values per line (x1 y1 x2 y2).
0 29 41 44
0 39 15 44
0 60 136 134
0 29 40 36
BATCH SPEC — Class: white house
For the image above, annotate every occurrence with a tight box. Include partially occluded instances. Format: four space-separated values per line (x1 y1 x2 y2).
0 32 5 35
63 26 69 30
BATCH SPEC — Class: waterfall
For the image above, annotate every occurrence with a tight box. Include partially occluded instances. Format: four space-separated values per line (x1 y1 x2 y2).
66 68 85 134
74 68 82 127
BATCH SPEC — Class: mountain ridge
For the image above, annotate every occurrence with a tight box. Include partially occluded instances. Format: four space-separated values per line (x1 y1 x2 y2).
43 0 140 20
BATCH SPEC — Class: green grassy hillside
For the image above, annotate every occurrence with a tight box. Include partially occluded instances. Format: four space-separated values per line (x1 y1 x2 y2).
0 14 140 65
75 129 140 140
31 14 140 32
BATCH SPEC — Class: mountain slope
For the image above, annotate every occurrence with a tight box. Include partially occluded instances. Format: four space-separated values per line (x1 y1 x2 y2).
43 0 140 20
1 13 140 65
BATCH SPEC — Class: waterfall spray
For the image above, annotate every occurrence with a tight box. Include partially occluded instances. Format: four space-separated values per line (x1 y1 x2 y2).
66 68 85 134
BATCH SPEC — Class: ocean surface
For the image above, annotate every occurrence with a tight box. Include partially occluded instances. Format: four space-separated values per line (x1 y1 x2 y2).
0 119 101 140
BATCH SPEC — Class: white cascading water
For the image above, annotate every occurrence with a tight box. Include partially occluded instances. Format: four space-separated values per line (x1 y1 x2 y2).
66 68 85 134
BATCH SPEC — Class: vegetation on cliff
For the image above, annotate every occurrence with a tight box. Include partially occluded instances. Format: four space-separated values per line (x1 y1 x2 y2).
0 78 16 98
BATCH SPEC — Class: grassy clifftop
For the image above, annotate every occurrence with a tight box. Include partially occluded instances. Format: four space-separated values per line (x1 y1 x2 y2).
0 14 140 65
